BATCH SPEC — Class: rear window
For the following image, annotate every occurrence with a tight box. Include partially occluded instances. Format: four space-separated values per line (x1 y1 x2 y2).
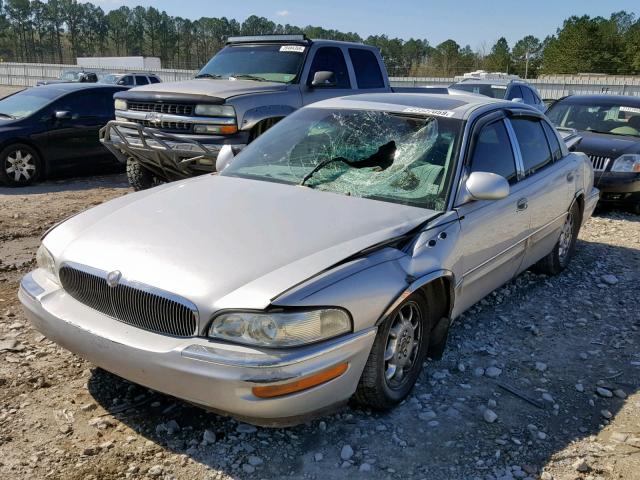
450 82 507 99
149 76 160 84
135 76 149 85
349 49 385 89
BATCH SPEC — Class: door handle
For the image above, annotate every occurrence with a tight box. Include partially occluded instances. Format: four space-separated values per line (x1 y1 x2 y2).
566 171 575 182
516 197 528 211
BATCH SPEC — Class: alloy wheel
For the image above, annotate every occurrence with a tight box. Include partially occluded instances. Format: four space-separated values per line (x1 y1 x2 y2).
558 210 574 264
383 301 422 389
5 149 36 183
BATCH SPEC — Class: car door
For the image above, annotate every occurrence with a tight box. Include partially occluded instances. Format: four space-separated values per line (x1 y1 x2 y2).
45 89 117 168
507 115 578 268
453 112 531 315
302 46 354 105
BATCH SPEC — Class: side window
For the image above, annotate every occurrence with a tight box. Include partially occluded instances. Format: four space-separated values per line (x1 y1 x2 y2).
135 75 149 85
470 120 518 184
307 47 350 88
120 76 134 86
348 48 385 89
509 118 553 175
506 85 523 101
149 76 160 84
542 121 563 162
521 86 535 105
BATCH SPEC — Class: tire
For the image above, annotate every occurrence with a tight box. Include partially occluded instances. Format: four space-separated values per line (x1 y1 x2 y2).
126 157 163 191
532 202 581 276
0 143 42 187
354 291 432 410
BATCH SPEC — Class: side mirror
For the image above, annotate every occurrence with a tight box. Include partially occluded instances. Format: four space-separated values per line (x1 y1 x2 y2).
310 71 336 88
117 80 125 85
511 98 524 104
54 110 72 121
461 171 509 203
216 144 235 172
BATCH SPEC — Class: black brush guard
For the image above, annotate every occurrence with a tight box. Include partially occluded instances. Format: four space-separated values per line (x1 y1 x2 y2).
99 121 223 181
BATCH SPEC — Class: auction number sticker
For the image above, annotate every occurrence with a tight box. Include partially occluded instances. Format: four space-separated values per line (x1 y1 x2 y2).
402 107 455 118
280 45 306 52
620 106 640 114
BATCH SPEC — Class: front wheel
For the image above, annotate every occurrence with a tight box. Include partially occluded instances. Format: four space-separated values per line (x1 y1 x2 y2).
532 202 581 275
0 144 42 187
126 157 163 191
354 292 431 410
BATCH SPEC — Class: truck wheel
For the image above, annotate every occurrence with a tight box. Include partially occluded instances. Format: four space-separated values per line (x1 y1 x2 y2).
0 144 42 187
126 157 162 191
532 202 581 276
354 291 432 410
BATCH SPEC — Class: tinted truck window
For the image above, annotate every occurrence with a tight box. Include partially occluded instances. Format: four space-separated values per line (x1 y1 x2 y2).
308 47 350 88
349 49 384 89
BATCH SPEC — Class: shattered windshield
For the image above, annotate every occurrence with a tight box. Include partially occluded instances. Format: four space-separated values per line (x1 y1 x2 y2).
221 108 462 210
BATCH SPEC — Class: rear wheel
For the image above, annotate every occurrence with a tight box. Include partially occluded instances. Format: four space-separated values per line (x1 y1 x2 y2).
0 144 42 187
532 202 581 275
126 157 163 191
354 292 431 409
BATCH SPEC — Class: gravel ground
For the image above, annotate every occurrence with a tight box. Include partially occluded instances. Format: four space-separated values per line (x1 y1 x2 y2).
0 174 639 480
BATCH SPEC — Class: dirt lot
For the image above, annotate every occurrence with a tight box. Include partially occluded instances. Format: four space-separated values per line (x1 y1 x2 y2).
0 174 639 480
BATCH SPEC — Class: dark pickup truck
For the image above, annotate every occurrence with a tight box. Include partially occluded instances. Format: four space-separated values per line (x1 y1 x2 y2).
100 34 432 190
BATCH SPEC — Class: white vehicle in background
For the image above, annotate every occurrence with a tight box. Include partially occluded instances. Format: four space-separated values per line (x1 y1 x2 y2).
450 71 546 112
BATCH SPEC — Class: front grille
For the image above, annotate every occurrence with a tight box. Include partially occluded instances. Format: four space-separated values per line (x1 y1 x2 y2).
128 102 194 115
132 119 192 132
59 265 198 337
588 155 610 171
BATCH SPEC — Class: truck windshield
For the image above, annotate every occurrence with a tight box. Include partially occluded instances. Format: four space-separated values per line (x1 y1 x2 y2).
60 71 83 81
450 83 507 99
221 108 462 210
547 100 640 137
197 44 306 83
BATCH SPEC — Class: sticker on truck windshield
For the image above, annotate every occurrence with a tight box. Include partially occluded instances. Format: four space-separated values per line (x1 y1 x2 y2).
620 106 640 114
491 85 508 89
402 107 455 118
280 45 306 53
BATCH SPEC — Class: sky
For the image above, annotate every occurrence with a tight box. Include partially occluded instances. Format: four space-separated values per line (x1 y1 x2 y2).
87 0 640 50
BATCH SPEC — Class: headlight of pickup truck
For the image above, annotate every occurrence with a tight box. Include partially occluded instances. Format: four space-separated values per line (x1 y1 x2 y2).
114 99 127 110
209 309 351 347
195 104 235 117
611 154 640 172
36 244 59 284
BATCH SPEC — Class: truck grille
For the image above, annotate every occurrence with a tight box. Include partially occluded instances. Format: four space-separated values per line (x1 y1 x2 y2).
588 155 610 171
133 119 192 132
128 102 194 116
59 265 198 337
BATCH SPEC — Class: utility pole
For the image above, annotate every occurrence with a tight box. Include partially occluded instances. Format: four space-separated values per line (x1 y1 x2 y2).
524 50 530 79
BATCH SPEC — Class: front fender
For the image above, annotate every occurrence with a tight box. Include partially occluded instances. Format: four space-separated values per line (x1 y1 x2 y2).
239 104 297 131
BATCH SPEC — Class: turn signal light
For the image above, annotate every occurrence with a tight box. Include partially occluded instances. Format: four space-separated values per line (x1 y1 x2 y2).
252 363 348 399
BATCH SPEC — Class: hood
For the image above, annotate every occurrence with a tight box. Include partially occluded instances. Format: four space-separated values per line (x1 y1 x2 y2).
574 130 640 158
129 78 287 100
46 175 437 317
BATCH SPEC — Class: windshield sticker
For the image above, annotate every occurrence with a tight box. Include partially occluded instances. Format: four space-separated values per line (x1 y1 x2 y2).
491 85 508 89
402 107 455 118
620 106 640 114
280 45 305 53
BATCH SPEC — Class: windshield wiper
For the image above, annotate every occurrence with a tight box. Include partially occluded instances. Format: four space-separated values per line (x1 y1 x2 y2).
195 73 222 79
0 112 15 119
229 74 267 82
299 141 396 186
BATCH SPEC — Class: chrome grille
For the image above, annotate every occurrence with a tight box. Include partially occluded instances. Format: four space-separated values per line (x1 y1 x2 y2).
588 155 611 171
128 102 194 116
132 119 192 131
59 265 198 337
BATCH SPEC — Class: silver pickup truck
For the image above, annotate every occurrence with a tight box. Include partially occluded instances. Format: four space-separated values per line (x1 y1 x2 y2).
100 34 424 190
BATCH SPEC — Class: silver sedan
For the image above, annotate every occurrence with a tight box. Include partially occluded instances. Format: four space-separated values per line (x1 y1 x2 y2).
19 93 599 426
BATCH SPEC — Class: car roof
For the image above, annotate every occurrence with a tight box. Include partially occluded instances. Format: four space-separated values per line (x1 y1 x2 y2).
22 83 126 100
310 92 526 120
105 72 159 76
556 94 640 106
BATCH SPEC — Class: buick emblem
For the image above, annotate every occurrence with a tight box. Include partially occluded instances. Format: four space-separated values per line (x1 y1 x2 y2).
106 270 122 288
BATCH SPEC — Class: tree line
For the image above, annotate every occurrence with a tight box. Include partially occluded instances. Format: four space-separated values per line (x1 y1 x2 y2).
1 0 639 77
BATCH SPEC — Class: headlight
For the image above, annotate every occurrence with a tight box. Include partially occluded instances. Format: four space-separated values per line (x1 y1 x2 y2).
208 309 351 347
114 99 127 110
611 154 640 172
195 104 235 117
36 244 58 283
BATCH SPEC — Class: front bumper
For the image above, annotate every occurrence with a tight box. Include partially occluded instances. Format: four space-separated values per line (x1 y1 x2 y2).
99 121 248 181
594 172 640 205
19 270 375 426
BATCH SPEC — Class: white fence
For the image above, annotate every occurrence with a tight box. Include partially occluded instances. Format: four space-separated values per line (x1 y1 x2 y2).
2 62 640 99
